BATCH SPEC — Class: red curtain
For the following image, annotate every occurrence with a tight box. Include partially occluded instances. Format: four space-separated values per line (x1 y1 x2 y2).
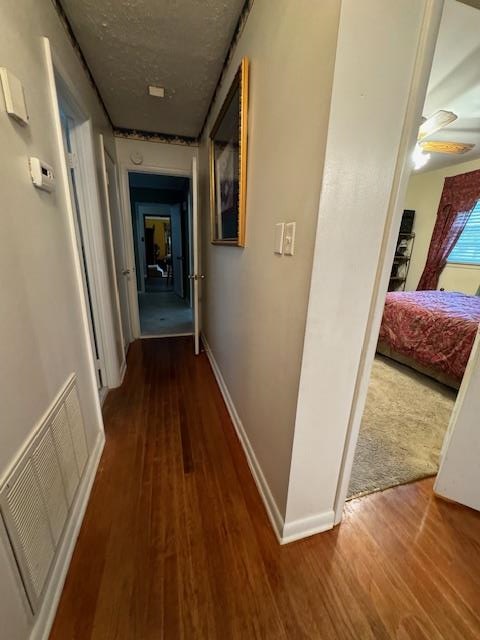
417 169 480 290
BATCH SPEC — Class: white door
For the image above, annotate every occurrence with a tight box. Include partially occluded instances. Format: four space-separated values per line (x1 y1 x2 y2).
171 204 184 298
104 151 131 353
192 157 201 355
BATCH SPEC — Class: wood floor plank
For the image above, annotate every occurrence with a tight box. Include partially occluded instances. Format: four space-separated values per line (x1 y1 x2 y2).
49 338 480 640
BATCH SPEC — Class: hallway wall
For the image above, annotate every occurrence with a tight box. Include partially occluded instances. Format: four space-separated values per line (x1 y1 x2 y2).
198 0 341 520
0 2 116 638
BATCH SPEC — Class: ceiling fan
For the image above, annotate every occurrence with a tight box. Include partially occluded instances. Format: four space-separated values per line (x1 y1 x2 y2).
413 110 475 168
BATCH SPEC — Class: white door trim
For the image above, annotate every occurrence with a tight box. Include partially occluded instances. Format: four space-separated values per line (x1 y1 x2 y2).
45 39 122 390
43 37 104 426
118 164 192 340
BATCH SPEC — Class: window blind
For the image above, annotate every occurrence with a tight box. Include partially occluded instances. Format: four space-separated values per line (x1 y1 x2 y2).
448 200 480 265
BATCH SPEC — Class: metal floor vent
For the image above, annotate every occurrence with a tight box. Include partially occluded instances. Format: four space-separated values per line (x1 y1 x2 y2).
0 375 89 614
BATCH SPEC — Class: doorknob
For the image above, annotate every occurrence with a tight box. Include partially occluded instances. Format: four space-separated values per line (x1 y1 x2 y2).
122 269 130 276
188 274 205 280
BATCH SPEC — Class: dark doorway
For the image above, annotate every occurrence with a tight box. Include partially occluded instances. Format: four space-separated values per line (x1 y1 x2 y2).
128 172 193 336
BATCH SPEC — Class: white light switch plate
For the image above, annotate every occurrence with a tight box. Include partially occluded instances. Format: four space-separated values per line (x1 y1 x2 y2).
0 67 29 125
274 222 285 254
284 222 296 255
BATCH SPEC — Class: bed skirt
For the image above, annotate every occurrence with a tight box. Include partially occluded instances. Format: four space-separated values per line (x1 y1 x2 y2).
376 341 460 390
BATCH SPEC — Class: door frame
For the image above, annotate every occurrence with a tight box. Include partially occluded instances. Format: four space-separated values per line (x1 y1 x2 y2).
119 164 193 339
281 0 448 538
331 0 480 524
134 202 172 293
329 1 444 524
44 38 123 396
142 212 173 291
43 38 106 414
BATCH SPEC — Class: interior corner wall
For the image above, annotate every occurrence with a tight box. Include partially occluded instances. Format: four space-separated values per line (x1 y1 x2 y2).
0 2 116 637
404 157 480 292
198 0 341 520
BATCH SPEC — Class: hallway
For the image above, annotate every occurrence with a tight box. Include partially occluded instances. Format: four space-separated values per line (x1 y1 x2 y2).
49 338 480 640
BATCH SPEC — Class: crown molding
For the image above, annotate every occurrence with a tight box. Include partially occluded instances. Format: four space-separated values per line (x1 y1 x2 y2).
198 0 254 140
114 127 198 147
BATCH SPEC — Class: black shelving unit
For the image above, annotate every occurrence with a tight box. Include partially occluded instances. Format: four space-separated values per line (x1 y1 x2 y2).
389 215 415 291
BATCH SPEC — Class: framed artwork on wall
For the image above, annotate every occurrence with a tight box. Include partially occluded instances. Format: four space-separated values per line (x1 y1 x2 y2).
209 57 249 246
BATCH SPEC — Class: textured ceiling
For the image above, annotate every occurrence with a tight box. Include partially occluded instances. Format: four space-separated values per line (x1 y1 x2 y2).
419 0 480 171
60 0 246 137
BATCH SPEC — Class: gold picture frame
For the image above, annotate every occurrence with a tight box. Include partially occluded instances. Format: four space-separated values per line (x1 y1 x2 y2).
209 57 249 246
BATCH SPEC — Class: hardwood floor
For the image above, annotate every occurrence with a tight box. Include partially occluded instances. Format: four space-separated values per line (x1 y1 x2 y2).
50 338 480 640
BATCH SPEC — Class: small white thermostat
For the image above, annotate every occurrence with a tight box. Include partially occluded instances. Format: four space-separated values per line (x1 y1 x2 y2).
29 157 55 192
0 67 29 126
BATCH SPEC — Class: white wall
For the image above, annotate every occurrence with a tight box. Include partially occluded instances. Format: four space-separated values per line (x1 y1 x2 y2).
435 327 480 510
405 157 480 292
0 1 116 637
115 137 198 174
199 0 341 522
284 0 441 537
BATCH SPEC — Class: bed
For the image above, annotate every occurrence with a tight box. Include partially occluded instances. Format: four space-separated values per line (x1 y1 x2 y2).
377 290 480 389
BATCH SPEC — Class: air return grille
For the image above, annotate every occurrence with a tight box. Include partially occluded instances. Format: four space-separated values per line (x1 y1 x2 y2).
0 375 89 613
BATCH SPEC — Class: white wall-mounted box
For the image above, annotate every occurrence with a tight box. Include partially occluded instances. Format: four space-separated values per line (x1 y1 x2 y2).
0 68 29 125
29 157 55 192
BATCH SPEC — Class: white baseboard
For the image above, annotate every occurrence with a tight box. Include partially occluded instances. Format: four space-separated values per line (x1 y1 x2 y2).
202 333 336 545
99 387 109 407
119 358 127 385
140 332 194 339
201 333 285 543
31 431 105 640
281 510 335 544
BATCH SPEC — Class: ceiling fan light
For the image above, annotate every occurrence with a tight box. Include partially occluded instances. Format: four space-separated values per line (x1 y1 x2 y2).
418 109 457 140
420 140 475 155
413 144 430 170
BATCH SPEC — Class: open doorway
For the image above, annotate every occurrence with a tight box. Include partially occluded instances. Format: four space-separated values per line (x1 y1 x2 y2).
346 0 480 502
128 172 194 337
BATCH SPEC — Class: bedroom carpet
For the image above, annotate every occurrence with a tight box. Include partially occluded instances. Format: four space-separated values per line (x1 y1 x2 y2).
347 355 456 500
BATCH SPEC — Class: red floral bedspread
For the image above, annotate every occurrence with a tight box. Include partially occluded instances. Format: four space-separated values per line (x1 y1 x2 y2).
378 291 480 381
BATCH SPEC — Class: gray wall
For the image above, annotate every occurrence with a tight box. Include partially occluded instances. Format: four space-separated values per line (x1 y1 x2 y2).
0 1 115 636
199 0 341 517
